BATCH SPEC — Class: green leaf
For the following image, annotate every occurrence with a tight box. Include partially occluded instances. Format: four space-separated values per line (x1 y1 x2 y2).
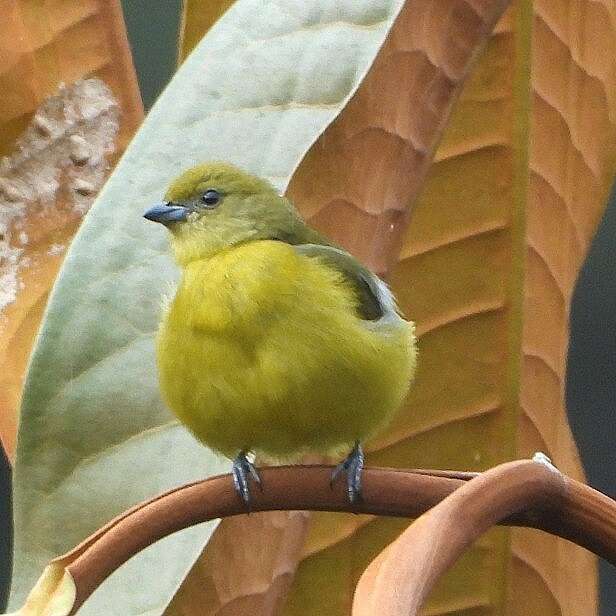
9 0 406 613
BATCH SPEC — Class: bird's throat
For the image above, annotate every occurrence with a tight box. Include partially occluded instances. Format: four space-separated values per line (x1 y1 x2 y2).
170 220 259 266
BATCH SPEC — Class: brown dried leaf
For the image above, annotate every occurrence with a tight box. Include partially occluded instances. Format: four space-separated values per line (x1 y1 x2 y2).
165 511 311 616
507 0 616 612
284 4 514 615
165 450 323 616
287 0 511 274
285 0 614 613
0 0 143 460
177 0 236 64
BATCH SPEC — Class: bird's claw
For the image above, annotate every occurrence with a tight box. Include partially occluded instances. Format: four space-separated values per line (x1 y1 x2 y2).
331 442 364 504
232 451 262 510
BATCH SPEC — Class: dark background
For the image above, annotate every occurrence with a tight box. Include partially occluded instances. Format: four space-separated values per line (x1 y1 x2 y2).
0 450 10 610
0 1 613 612
568 185 616 613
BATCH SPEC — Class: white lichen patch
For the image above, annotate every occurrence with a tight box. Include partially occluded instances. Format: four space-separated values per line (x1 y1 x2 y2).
0 79 120 313
47 243 65 256
0 248 22 312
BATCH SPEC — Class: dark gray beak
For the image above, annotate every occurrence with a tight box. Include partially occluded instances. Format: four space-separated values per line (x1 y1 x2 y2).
143 202 188 225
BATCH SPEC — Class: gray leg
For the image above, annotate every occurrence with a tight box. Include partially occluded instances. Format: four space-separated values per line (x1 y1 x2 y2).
232 451 262 509
331 441 364 504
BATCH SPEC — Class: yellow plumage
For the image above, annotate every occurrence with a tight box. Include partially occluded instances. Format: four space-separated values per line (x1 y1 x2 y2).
158 240 413 459
145 162 416 497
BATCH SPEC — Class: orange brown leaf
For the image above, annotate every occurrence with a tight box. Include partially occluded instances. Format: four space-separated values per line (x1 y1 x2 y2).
0 0 143 460
284 0 614 613
507 0 616 612
177 0 236 64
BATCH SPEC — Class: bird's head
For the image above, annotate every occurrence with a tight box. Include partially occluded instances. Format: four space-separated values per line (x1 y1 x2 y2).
144 162 300 264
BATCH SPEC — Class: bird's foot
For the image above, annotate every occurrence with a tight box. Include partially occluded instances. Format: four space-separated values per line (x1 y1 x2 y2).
232 451 262 510
330 441 364 504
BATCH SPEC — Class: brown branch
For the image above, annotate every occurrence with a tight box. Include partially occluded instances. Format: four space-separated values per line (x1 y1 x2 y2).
12 461 616 616
352 459 611 615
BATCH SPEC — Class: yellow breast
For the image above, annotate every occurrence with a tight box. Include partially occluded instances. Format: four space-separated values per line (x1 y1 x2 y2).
157 240 415 459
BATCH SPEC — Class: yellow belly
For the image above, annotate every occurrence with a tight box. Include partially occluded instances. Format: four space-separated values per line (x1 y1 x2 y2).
157 241 415 459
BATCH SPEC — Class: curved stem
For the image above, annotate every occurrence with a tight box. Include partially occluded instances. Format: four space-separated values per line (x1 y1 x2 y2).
353 460 562 615
29 463 616 615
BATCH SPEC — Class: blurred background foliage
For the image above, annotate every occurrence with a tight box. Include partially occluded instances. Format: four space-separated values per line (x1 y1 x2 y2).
0 0 614 614
121 0 182 109
568 182 616 613
0 449 9 610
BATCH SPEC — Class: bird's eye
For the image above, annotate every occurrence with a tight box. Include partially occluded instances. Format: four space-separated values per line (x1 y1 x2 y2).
201 189 221 208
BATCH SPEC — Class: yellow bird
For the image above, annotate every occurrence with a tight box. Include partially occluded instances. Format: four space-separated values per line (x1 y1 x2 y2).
144 162 416 504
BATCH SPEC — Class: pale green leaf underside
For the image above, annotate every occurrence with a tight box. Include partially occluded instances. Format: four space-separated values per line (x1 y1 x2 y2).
9 0 405 613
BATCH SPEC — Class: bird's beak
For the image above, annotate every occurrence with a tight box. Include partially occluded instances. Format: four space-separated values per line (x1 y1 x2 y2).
143 202 188 225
